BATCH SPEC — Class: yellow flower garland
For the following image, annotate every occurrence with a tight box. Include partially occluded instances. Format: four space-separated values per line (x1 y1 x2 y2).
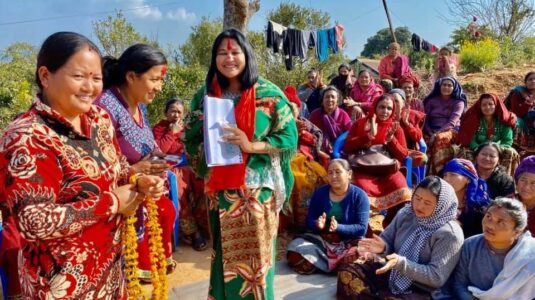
123 174 169 300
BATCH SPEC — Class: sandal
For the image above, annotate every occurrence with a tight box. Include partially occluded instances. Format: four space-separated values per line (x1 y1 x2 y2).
192 235 208 251
167 259 178 274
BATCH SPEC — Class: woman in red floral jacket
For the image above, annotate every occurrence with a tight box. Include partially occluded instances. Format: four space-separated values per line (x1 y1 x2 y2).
0 32 164 299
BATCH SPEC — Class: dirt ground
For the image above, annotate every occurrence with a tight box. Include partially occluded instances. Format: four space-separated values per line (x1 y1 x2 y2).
417 63 535 107
157 213 384 292
141 64 535 295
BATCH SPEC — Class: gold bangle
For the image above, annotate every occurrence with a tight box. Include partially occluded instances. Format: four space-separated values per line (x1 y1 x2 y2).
129 173 143 187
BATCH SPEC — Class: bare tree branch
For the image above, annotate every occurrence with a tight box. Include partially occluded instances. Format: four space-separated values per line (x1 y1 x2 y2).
442 0 535 42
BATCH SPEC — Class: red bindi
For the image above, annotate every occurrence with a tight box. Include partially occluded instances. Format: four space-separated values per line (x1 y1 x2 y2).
226 38 233 50
161 66 167 78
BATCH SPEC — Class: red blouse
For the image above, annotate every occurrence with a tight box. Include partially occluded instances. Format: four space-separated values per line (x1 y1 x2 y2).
344 117 409 161
152 119 184 155
0 99 130 299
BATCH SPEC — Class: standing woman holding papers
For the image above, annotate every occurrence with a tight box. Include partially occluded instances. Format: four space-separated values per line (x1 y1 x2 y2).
184 28 298 300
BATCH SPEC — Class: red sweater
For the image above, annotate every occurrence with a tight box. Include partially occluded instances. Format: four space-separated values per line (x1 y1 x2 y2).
344 117 408 161
152 119 184 155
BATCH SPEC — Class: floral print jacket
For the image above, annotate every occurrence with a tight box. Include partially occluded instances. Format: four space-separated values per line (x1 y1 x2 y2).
0 98 130 299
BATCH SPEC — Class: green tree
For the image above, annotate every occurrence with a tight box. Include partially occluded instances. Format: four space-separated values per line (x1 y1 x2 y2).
267 3 330 30
257 3 347 89
0 42 37 129
147 18 222 123
448 25 496 51
93 10 158 58
361 27 412 58
178 17 223 68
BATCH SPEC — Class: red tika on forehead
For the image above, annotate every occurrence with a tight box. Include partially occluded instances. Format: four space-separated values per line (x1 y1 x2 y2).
161 66 167 78
226 38 233 50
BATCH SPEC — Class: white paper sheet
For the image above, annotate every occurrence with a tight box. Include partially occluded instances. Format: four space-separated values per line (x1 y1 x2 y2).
203 96 243 166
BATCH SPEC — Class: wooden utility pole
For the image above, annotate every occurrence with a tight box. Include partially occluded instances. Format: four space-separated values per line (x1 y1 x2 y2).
382 0 397 43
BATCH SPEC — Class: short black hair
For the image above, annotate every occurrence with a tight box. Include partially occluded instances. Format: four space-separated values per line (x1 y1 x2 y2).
320 85 341 104
524 71 535 84
205 28 258 94
415 176 442 199
102 43 167 89
474 141 503 161
36 32 101 90
164 97 183 113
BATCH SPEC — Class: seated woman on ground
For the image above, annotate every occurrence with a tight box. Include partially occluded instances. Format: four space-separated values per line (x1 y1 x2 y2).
451 198 535 300
513 155 535 234
309 86 352 155
337 176 464 299
443 158 491 238
390 88 427 167
474 142 515 199
279 86 328 232
423 76 467 175
345 69 384 121
329 63 357 100
344 94 412 228
378 42 412 89
457 93 518 176
287 159 369 274
152 98 208 251
505 71 535 156
399 73 424 113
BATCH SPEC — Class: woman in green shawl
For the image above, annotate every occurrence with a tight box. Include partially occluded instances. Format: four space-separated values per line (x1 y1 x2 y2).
184 28 297 300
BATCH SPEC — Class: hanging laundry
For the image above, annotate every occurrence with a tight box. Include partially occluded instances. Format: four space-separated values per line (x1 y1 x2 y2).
301 30 317 52
335 24 345 49
327 27 338 53
316 29 329 62
411 33 422 51
421 39 433 53
283 28 305 70
266 20 286 53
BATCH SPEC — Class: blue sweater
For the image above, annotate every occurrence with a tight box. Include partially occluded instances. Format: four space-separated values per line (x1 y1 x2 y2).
451 234 506 300
305 184 369 239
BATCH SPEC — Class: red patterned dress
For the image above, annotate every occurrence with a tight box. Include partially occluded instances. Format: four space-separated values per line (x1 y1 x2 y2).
0 99 129 299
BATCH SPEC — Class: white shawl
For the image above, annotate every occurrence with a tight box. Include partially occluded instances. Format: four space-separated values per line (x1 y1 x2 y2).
468 231 535 300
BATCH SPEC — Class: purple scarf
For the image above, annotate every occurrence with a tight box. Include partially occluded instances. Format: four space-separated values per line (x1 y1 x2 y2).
515 155 535 181
322 107 343 142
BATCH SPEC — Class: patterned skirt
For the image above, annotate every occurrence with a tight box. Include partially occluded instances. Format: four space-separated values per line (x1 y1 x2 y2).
513 116 535 157
287 233 359 274
207 188 279 300
425 130 456 175
280 153 327 233
337 261 431 300
171 166 208 237
353 171 412 211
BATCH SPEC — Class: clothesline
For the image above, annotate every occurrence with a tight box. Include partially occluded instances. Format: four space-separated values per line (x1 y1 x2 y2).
410 32 439 53
265 20 345 70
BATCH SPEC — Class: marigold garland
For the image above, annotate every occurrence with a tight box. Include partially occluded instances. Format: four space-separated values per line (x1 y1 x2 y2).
123 174 169 300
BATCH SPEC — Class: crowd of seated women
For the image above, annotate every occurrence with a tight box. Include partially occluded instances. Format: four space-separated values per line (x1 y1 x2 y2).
283 65 535 299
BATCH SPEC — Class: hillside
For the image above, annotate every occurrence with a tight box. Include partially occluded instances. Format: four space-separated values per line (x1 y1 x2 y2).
420 64 535 106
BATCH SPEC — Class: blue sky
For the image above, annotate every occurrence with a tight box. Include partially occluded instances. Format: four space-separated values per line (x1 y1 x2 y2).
0 0 460 58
